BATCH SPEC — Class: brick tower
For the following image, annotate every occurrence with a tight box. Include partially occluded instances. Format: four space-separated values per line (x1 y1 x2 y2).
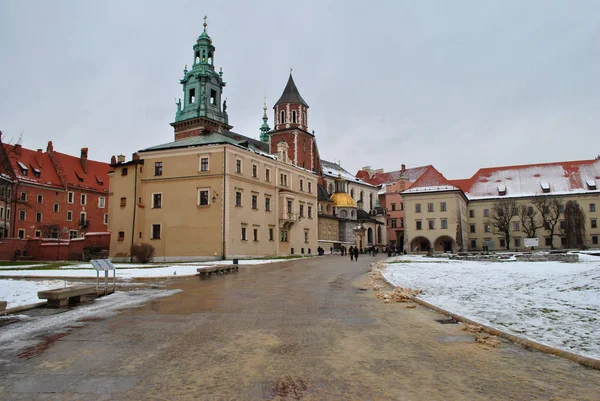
268 74 321 173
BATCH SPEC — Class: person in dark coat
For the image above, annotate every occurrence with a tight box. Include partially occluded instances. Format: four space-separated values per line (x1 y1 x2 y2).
354 246 359 261
350 246 354 261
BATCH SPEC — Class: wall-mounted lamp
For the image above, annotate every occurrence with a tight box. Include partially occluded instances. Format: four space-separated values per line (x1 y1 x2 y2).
212 191 218 204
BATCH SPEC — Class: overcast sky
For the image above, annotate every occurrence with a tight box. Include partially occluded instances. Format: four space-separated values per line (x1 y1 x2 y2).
1 1 599 180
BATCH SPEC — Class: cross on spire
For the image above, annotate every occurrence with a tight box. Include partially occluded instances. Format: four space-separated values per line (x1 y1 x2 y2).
203 15 208 32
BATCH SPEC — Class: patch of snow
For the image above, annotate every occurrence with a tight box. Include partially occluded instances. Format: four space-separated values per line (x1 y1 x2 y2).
383 257 600 359
0 279 69 307
402 185 458 194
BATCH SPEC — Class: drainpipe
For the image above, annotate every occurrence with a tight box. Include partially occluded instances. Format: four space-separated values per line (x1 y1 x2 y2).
130 163 138 262
11 182 19 238
222 146 226 260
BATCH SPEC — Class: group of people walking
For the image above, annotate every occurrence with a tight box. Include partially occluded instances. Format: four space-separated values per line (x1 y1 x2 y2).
348 246 360 261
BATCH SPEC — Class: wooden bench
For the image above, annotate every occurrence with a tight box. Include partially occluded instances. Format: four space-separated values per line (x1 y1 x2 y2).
38 285 97 308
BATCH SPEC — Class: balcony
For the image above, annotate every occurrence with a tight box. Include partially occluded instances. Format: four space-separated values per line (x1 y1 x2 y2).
280 212 298 229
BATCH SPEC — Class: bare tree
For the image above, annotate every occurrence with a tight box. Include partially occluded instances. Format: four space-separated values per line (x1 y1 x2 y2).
517 203 544 239
532 197 564 249
563 200 586 248
490 199 518 250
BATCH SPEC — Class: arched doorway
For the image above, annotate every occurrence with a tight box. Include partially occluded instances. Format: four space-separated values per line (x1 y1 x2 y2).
434 235 455 253
367 227 373 245
410 236 431 253
377 226 382 245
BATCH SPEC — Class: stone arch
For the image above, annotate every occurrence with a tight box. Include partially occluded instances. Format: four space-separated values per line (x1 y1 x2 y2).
410 236 431 253
434 235 455 253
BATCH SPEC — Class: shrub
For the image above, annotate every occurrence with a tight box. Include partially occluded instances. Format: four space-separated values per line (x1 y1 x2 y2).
130 243 155 264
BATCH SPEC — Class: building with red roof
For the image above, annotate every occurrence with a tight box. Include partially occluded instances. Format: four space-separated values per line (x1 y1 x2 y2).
399 158 600 253
0 133 110 241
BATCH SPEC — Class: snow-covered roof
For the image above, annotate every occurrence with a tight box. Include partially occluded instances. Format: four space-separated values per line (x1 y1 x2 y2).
321 159 376 187
402 185 458 194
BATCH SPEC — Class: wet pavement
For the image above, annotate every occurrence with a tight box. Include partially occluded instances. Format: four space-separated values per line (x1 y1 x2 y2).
1 255 599 400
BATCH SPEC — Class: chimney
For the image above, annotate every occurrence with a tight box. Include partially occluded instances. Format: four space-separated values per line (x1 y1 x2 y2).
401 164 406 172
46 141 54 154
35 149 43 167
14 144 22 155
110 155 117 165
132 153 140 161
117 154 126 163
80 147 88 173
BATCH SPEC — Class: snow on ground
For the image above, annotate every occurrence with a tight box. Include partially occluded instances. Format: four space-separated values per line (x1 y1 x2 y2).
383 254 600 360
0 258 286 279
0 289 181 355
1 279 71 308
0 264 45 270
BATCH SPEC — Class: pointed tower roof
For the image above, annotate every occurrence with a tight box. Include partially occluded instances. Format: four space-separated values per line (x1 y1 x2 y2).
260 97 270 143
275 73 309 107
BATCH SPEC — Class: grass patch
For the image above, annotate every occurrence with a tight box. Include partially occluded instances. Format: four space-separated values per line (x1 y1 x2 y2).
0 261 47 266
7 262 77 271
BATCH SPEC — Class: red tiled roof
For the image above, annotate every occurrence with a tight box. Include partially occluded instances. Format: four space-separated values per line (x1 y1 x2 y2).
407 166 456 189
357 165 431 185
2 144 63 189
51 151 110 193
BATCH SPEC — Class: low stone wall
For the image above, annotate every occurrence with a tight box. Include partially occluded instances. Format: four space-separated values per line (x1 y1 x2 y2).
0 233 110 261
446 252 579 263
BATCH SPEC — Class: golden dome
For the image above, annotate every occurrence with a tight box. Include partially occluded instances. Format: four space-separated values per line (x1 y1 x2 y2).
330 192 356 207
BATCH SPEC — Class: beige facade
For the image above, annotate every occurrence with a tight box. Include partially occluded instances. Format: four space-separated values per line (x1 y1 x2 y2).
403 190 468 253
109 143 318 261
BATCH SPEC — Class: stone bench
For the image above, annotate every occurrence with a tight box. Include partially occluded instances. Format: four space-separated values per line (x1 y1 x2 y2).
38 285 97 308
197 264 239 278
0 300 7 314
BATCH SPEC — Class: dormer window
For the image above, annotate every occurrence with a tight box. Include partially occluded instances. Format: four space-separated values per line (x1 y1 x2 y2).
17 161 28 176
540 182 550 193
30 166 41 178
497 184 506 196
96 175 104 185
586 179 597 190
74 171 84 182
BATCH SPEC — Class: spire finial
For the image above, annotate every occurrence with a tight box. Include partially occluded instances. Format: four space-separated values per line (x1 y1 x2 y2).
290 68 293 75
338 160 342 178
203 15 208 32
263 95 267 111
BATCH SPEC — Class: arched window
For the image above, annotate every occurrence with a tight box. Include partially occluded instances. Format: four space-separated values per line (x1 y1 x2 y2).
341 210 348 218
328 183 333 194
368 228 373 245
280 110 285 124
350 189 354 199
292 110 297 124
351 210 355 218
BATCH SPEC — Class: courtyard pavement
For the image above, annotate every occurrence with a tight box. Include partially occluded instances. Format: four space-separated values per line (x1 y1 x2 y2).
0 255 599 400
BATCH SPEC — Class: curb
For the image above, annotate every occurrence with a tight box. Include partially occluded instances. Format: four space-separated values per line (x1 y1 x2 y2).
4 302 47 315
380 275 600 370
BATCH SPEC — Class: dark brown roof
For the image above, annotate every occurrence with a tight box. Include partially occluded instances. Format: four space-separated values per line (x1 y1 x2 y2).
275 74 308 107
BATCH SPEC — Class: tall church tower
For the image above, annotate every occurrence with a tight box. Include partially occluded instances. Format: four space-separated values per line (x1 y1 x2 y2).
171 17 232 141
269 74 321 173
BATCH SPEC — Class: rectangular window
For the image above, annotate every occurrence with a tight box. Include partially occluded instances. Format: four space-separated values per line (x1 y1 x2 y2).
118 231 125 240
416 221 422 230
121 167 128 176
20 192 27 202
151 224 161 239
19 210 26 221
68 191 74 203
545 237 552 246
235 191 242 207
560 220 566 230
499 238 506 248
391 203 396 211
400 202 404 211
299 204 304 217
470 239 477 249
236 159 242 174
80 212 86 226
592 235 598 245
287 200 292 214
154 162 163 176
37 194 43 204
241 226 247 241
440 202 447 212
280 230 288 242
18 229 25 239
104 213 108 225
188 88 195 103
304 230 309 243
36 212 42 222
265 168 270 182
415 203 421 213
308 206 312 218
590 203 596 212
67 211 72 221
69 230 78 239
265 197 271 211
34 230 41 238
152 193 162 209
81 194 86 205
252 164 258 178
428 220 435 230
484 223 491 233
0 207 3 219
198 190 209 206
469 210 475 218
513 222 520 231
592 219 598 229
269 227 274 241
308 182 312 193
120 197 127 207
428 203 434 212
252 194 258 209
300 179 304 191
98 197 106 208
253 228 258 242
514 238 521 248
400 218 404 228
53 203 59 213
441 219 448 229
483 209 489 217
391 219 397 228
200 157 209 172
470 224 476 233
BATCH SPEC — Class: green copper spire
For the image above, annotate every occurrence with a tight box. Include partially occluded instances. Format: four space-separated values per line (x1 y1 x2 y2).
174 17 229 127
260 97 270 143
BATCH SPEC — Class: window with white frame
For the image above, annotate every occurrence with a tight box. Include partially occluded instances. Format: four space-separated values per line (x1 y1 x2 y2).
251 194 258 209
19 210 26 221
152 193 162 209
415 203 421 213
34 230 41 238
308 181 312 193
428 219 435 230
67 211 72 221
36 212 42 222
200 156 209 172
18 229 25 239
98 197 106 208
441 219 448 229
80 212 87 226
265 168 271 182
252 164 258 178
265 196 271 211
104 213 108 225
81 194 86 205
440 202 447 212
198 189 209 206
235 159 242 174
70 230 78 239
68 191 74 203
300 179 304 191
37 194 43 204
53 203 59 213
241 225 247 241
428 203 434 212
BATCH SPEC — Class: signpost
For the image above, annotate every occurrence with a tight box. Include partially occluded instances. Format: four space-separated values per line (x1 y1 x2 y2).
91 259 116 295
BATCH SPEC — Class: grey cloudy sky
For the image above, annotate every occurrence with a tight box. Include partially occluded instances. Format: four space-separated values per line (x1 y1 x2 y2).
1 0 599 180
